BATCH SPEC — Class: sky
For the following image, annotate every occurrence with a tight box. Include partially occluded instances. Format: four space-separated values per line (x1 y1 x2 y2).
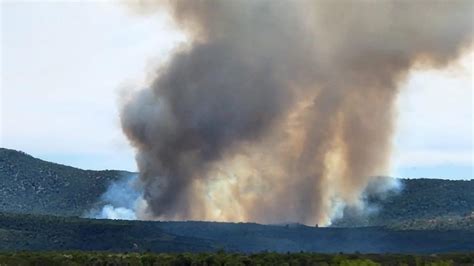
1 2 472 179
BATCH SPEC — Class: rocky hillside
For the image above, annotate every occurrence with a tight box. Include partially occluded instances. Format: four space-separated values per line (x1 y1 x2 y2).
0 148 130 216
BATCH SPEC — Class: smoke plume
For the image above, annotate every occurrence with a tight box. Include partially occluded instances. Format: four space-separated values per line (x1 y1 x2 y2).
121 0 473 225
86 175 144 220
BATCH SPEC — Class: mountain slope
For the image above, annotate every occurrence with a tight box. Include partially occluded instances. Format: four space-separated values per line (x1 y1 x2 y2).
0 147 472 227
333 178 474 227
0 148 130 216
373 178 474 223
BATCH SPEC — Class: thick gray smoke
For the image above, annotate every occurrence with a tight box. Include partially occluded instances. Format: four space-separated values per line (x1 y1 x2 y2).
121 0 473 224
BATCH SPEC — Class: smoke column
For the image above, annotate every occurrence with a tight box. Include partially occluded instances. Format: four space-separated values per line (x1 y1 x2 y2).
121 0 473 225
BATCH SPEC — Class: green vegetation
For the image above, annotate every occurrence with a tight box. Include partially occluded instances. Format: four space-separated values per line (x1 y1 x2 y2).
0 212 214 253
0 148 129 216
0 251 472 266
325 178 474 229
388 213 474 231
1 212 474 254
374 178 473 224
1 148 473 230
1 148 473 254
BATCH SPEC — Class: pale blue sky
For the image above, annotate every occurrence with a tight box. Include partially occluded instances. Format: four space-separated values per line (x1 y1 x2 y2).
1 2 472 179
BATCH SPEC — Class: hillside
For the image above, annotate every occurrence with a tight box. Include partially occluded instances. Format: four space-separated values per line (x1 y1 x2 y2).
0 148 473 253
376 178 473 221
0 148 130 216
333 178 474 227
0 147 473 228
0 212 473 253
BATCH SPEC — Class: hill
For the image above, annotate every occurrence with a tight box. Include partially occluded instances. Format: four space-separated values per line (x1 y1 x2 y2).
0 148 130 216
0 212 473 253
0 147 473 228
333 178 474 227
0 148 473 253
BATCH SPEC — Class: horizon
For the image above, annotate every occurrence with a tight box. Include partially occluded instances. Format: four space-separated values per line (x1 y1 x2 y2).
1 145 472 182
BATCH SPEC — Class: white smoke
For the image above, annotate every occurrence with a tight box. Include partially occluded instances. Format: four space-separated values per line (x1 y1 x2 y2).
330 177 404 226
86 174 143 220
98 205 137 220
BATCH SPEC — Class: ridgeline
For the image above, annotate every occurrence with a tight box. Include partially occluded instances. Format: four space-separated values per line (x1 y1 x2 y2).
0 147 473 253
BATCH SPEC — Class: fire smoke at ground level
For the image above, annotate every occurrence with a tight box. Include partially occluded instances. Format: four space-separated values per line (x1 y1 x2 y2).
119 0 473 225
